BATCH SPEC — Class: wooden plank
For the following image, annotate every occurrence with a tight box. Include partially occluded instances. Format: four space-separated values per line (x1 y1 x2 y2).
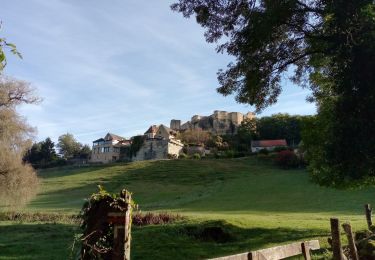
249 240 320 260
208 240 320 260
208 252 249 260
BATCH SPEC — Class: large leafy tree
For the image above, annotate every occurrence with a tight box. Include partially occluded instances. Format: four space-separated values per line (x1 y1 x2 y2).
172 0 375 186
57 133 82 159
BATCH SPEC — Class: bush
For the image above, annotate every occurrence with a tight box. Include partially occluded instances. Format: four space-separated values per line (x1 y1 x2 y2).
225 150 235 158
167 153 178 159
179 152 188 159
192 153 201 159
273 146 288 152
132 212 184 226
258 148 269 155
275 150 299 169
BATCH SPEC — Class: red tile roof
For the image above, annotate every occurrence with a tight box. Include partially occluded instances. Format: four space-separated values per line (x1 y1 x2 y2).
251 139 287 147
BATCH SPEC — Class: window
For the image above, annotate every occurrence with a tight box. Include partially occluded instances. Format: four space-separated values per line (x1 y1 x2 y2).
104 147 110 153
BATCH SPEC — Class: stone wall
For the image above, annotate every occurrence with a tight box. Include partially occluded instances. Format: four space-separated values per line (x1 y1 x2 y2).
133 139 183 161
172 110 255 135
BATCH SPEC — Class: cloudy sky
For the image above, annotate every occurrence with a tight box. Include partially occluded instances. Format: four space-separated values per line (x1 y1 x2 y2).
1 0 316 145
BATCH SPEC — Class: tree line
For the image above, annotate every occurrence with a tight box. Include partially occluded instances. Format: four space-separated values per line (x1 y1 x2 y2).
23 133 91 168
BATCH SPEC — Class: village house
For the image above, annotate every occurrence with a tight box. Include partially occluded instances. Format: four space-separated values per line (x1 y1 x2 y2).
133 124 184 161
90 133 130 163
251 139 288 153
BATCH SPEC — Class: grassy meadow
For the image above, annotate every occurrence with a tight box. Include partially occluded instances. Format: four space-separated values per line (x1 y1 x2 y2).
1 157 375 259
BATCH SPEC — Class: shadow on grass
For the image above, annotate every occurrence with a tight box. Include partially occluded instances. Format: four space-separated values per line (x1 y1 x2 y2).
131 220 329 259
0 222 78 260
0 219 329 260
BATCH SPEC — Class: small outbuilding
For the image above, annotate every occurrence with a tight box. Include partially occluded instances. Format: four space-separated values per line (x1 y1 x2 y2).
251 139 287 153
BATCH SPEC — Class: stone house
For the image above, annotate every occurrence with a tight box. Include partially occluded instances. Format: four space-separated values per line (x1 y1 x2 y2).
90 133 130 163
251 139 287 153
133 124 184 161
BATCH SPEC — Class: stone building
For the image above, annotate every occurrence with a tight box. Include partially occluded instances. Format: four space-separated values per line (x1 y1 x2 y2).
171 110 255 135
133 124 184 161
90 133 131 163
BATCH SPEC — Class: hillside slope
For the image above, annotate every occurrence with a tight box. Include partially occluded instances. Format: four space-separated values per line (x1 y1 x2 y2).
2 158 375 259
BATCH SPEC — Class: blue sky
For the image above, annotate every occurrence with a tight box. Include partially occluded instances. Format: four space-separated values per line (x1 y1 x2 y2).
1 0 316 145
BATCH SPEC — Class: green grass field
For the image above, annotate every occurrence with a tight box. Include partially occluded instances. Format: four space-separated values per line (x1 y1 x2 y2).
1 157 375 259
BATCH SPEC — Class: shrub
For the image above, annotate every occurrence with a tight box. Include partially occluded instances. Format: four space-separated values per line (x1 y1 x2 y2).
275 150 299 169
258 148 269 155
167 153 178 159
273 146 288 152
192 153 201 159
179 152 188 159
132 212 184 226
225 150 235 158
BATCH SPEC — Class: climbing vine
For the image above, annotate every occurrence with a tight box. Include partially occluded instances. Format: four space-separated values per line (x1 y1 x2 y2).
78 186 136 260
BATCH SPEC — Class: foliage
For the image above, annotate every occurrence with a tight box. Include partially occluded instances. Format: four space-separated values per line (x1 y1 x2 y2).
258 148 269 155
177 129 211 145
79 186 135 259
172 0 375 186
132 212 184 226
192 153 201 159
78 144 91 159
255 114 310 146
235 118 257 152
0 24 22 72
57 133 82 159
127 135 145 158
275 150 299 169
178 152 189 159
0 76 39 207
24 137 64 168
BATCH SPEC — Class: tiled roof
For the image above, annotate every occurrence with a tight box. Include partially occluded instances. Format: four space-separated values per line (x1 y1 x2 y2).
251 139 287 147
106 133 126 141
145 125 158 134
93 138 105 143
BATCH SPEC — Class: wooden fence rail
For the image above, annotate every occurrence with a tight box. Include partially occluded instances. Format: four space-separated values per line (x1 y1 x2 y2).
208 240 320 260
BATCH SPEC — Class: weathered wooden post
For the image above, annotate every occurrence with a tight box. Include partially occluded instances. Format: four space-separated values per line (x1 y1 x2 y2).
342 222 359 260
330 218 345 260
301 242 311 260
365 204 372 229
107 190 132 260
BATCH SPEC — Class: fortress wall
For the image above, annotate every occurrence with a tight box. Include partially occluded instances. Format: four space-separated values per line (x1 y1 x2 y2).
170 119 181 130
229 112 244 125
213 110 228 120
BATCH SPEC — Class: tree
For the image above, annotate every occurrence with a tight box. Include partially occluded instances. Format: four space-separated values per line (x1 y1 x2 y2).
77 144 91 159
254 114 310 146
177 129 212 145
0 76 40 207
57 133 82 159
172 1 375 186
24 137 59 168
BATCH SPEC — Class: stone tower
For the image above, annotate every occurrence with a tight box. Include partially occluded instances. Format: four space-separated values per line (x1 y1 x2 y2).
170 119 181 131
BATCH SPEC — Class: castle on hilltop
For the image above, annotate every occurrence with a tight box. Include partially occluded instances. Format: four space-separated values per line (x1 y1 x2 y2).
170 110 255 135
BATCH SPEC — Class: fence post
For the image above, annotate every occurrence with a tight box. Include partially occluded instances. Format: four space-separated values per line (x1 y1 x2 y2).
330 218 344 260
108 190 132 260
301 242 311 260
342 222 359 260
365 204 372 229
